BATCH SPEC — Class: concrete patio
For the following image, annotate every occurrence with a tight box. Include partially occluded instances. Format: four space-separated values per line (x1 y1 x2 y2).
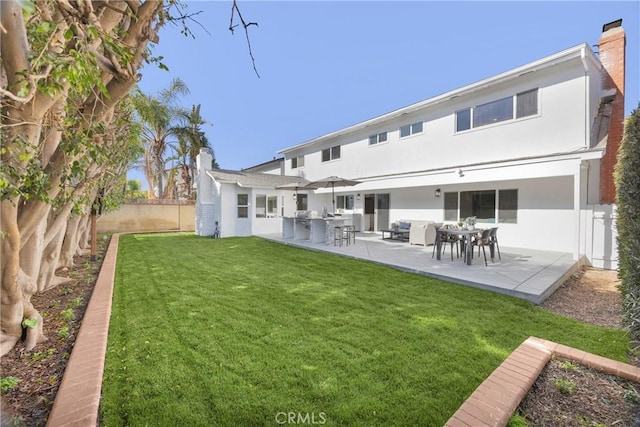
260 231 580 304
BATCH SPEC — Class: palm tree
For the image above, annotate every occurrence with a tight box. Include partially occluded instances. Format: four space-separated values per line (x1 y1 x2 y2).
173 104 217 199
131 79 189 198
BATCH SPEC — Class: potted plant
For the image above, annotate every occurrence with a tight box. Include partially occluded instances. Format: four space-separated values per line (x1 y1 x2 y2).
457 220 465 229
465 216 477 230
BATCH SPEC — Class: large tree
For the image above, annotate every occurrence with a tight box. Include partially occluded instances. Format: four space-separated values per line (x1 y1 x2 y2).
131 79 189 199
173 103 217 198
0 0 172 356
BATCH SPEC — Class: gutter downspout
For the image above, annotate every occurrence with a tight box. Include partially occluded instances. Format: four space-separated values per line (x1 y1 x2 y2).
577 48 590 262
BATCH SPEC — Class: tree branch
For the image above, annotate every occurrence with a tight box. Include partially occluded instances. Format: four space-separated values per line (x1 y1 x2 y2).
229 0 260 78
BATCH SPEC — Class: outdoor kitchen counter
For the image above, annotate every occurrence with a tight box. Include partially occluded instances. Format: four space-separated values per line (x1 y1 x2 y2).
282 217 349 244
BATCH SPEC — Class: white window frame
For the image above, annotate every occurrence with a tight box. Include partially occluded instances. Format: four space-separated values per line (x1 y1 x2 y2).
237 194 248 218
400 122 423 138
321 145 341 162
454 88 539 133
368 132 388 146
291 156 305 169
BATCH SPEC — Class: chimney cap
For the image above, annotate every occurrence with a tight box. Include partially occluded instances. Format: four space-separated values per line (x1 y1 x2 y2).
603 19 622 33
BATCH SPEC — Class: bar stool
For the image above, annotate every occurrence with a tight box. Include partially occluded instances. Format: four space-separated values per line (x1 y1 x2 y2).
343 225 356 245
333 225 347 246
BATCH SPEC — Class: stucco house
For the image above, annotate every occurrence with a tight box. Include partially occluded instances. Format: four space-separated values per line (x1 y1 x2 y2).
196 20 626 270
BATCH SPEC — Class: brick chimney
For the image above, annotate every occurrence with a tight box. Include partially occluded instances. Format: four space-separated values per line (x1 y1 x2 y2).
598 19 626 204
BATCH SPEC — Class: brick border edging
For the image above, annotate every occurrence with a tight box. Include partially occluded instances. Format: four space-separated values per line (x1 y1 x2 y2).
444 336 640 427
46 234 120 427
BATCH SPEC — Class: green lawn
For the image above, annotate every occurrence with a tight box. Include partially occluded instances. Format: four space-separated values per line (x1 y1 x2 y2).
101 233 629 426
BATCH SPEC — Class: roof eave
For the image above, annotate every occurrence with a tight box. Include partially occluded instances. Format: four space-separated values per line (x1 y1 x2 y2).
278 43 592 155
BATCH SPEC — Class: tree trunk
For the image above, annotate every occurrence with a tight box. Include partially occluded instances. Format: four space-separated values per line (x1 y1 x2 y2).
59 214 83 268
78 215 91 252
1 201 24 356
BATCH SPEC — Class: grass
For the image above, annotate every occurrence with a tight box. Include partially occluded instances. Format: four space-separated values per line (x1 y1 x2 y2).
101 233 629 426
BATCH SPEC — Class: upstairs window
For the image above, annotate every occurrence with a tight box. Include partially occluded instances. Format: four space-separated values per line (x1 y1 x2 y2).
456 109 471 132
473 97 513 127
368 132 388 145
291 156 304 169
400 122 423 138
455 88 539 132
516 89 538 118
321 145 341 162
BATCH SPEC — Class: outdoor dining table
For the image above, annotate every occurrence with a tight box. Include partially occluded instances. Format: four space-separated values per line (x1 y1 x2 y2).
435 228 481 265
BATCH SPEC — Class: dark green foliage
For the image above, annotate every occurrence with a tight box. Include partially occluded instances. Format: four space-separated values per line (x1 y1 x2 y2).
615 105 640 349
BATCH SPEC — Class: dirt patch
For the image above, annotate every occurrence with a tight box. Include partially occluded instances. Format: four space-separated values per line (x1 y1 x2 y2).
515 266 640 426
541 266 623 329
0 236 109 427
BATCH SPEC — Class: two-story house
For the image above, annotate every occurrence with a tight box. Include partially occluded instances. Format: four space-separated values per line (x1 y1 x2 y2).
196 20 625 270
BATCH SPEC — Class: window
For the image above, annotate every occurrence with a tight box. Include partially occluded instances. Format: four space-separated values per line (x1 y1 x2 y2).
473 97 513 128
498 189 518 223
296 194 308 211
460 190 496 223
455 89 539 132
291 156 304 169
444 192 459 221
336 195 355 210
456 109 471 132
267 196 278 217
368 132 388 145
237 194 248 218
516 89 538 118
400 122 423 138
321 145 341 162
256 194 266 218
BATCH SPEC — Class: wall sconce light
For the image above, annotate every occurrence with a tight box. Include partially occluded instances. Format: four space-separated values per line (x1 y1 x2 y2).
356 193 361 200
293 193 297 200
457 168 464 177
435 188 441 197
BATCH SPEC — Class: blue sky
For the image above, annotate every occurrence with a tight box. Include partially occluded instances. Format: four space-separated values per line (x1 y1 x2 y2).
131 1 639 186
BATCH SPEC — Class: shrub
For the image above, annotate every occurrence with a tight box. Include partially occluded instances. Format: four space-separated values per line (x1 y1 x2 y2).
615 105 640 350
1 376 20 393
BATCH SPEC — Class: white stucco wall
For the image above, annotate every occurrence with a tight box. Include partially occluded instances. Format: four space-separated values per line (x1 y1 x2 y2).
282 57 592 182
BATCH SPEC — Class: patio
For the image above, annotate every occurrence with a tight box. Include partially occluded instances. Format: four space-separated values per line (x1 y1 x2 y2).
261 231 579 304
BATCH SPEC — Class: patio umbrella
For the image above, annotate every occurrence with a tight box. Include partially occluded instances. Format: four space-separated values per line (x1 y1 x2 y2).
304 176 361 213
275 181 318 191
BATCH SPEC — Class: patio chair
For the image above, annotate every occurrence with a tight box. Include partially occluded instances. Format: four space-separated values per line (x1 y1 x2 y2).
489 227 501 260
472 228 493 266
432 225 459 260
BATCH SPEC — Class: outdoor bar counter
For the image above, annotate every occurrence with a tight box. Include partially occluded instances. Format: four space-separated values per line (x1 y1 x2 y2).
282 216 352 244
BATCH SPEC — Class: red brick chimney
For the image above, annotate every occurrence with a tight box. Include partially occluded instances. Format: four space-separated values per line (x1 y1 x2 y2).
598 19 626 204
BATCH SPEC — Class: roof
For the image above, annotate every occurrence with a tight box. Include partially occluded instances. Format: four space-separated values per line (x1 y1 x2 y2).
206 169 309 189
278 42 599 155
241 157 284 172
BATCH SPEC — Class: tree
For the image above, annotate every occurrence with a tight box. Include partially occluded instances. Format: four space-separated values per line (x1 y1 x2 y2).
0 0 171 356
615 105 640 351
173 104 217 199
131 79 189 199
1 0 258 357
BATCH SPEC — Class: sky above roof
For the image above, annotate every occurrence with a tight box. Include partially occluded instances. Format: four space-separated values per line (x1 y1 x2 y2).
132 1 639 186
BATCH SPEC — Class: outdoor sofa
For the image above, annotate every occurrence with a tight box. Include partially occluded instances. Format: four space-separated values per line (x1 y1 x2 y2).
391 220 442 246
